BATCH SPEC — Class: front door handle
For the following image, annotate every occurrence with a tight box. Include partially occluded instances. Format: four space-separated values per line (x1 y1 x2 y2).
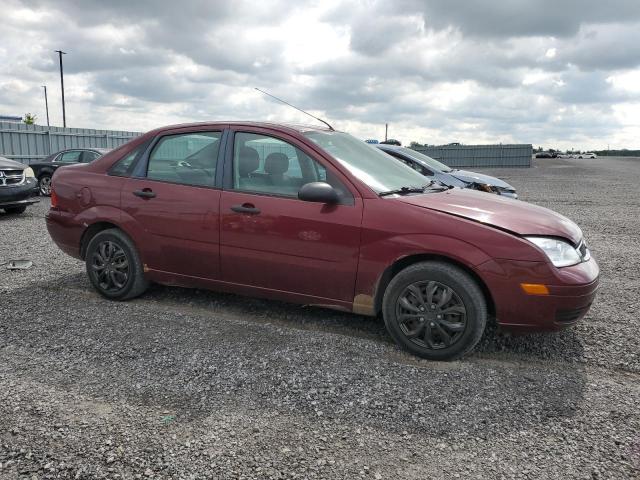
133 189 156 199
231 203 260 214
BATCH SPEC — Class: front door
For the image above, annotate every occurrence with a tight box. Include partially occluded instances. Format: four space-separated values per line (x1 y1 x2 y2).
220 130 363 303
121 130 223 279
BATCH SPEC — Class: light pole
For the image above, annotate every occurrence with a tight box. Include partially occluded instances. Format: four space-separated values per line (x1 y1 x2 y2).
41 85 50 127
54 50 67 127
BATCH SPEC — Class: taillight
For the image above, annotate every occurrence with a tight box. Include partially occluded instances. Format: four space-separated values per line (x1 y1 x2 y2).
50 187 58 208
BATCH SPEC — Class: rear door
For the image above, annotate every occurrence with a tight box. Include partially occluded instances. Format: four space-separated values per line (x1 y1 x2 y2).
121 128 225 279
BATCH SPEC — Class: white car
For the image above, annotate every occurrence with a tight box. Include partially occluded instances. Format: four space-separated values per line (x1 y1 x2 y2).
576 152 597 159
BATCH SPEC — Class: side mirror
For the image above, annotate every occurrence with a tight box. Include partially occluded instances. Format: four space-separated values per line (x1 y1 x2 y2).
298 182 339 204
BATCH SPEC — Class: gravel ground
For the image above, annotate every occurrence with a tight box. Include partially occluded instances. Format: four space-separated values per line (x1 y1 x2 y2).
0 156 638 479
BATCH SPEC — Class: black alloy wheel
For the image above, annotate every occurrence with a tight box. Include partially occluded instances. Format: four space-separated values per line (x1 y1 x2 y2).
382 261 486 360
395 280 467 350
90 240 130 294
39 174 52 196
85 228 149 300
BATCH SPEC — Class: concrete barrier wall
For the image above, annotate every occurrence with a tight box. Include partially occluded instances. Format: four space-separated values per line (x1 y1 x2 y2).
0 122 142 164
412 144 532 168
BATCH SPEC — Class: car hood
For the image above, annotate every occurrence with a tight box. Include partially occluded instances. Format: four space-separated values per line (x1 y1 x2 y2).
397 188 582 244
0 156 26 170
449 169 514 190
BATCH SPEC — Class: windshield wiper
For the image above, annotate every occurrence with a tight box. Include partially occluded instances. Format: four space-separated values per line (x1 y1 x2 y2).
379 180 454 197
379 186 426 197
426 179 454 191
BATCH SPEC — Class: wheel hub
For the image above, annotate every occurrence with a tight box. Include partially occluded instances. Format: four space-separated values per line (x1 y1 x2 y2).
395 280 467 350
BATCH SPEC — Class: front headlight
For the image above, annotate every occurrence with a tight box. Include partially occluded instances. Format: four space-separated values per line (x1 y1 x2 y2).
525 236 582 267
24 167 35 178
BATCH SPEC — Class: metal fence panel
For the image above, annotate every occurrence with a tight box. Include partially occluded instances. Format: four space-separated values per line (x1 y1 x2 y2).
412 144 532 168
0 122 142 164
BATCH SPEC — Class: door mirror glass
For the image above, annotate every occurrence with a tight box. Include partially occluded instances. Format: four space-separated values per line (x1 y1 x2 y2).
298 182 339 204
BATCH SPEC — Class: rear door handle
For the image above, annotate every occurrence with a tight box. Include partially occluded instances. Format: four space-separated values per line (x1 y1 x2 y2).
133 189 156 199
230 203 260 214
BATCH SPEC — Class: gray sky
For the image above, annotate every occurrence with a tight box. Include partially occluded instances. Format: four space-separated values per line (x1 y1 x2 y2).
2 0 640 149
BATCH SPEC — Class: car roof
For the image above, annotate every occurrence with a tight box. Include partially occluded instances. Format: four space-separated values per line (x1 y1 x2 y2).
149 121 335 135
374 144 403 150
54 147 111 154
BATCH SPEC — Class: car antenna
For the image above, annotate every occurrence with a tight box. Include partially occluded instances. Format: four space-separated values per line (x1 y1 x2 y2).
254 87 334 131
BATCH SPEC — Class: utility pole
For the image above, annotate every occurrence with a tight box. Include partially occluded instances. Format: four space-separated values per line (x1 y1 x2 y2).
55 50 67 127
41 85 50 127
385 123 388 142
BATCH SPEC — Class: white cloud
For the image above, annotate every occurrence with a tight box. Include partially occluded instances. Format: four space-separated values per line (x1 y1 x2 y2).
1 0 640 149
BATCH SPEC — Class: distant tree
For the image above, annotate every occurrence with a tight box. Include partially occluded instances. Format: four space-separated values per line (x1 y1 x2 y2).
23 113 37 125
409 141 425 148
380 139 401 146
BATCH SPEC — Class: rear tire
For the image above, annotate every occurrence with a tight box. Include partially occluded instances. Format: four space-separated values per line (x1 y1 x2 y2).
85 228 149 300
382 261 486 361
3 206 27 214
39 174 52 196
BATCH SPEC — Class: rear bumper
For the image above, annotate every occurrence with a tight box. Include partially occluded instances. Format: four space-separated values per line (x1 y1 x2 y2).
0 178 39 207
478 257 599 332
46 209 84 259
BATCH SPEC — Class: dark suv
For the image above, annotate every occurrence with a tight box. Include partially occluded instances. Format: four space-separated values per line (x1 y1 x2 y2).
0 156 39 214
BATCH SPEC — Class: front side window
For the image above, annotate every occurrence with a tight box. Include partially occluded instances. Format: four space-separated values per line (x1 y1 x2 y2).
232 132 351 201
304 131 429 194
146 132 221 187
58 151 82 163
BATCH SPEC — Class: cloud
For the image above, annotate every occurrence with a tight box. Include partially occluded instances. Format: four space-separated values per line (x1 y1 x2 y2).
1 0 639 149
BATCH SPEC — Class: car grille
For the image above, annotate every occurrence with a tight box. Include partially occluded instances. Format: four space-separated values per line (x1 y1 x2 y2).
556 304 592 324
0 169 25 186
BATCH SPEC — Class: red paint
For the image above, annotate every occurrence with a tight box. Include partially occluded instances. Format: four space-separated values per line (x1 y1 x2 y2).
46 122 599 332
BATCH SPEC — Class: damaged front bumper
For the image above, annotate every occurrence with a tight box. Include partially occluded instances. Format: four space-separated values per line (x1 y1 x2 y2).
0 177 39 208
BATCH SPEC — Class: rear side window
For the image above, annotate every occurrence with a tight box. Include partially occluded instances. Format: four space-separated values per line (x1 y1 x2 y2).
58 151 82 163
146 132 221 187
110 147 143 177
81 151 101 163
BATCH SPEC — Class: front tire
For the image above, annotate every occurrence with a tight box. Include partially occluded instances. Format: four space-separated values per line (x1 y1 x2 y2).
3 206 27 214
85 228 149 300
382 262 486 361
39 174 52 196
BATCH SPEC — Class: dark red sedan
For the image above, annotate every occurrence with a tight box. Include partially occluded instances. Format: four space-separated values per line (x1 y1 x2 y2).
46 122 599 360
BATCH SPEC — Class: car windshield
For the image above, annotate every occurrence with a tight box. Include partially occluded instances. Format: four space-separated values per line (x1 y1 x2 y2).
396 148 453 172
303 131 431 194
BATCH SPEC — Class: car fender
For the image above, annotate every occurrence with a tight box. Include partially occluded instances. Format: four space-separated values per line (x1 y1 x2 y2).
74 206 147 260
35 165 55 177
353 233 494 315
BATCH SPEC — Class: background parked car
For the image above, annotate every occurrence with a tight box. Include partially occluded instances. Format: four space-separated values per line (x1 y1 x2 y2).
31 148 110 196
0 156 39 214
577 152 597 159
376 144 518 198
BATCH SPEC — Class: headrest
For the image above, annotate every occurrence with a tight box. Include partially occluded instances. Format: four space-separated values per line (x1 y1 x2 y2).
238 146 259 176
264 152 289 175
